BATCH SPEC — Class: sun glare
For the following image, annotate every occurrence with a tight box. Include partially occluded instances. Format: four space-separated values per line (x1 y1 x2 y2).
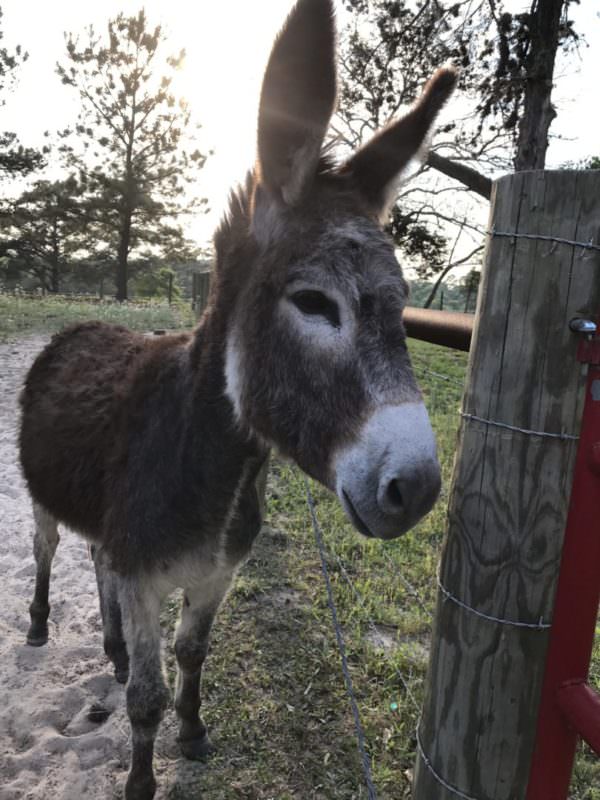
1 0 296 245
165 2 293 237
1 0 597 247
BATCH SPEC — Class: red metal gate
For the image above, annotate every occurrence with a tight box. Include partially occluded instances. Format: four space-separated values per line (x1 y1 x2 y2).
526 320 600 798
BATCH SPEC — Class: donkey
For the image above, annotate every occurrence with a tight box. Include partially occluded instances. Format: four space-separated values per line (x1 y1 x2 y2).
19 1 455 797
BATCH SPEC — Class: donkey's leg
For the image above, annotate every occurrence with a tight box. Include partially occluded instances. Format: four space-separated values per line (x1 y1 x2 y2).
27 502 60 646
120 578 170 800
175 479 264 759
91 546 129 683
174 576 232 759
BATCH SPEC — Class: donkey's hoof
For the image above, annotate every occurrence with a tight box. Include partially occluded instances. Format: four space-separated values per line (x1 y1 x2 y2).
125 773 156 800
87 703 111 723
26 626 48 646
179 733 215 760
106 643 129 683
115 668 129 685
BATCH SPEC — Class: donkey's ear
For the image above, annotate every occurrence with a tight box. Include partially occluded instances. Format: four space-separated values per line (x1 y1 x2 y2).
257 0 337 206
341 67 458 219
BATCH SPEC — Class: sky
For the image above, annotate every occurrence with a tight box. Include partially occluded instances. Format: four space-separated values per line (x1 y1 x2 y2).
1 0 599 252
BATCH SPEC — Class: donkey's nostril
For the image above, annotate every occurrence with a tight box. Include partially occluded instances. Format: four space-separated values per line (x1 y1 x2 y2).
377 464 441 524
386 479 404 511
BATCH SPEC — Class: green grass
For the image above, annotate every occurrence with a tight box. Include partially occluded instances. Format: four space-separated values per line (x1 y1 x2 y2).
0 291 194 340
3 295 597 798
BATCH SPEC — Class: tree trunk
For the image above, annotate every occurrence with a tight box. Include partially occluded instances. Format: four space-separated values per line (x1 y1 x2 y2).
50 261 60 294
514 0 564 171
424 262 454 308
116 71 138 303
116 211 132 302
463 285 472 313
50 219 60 294
38 264 49 294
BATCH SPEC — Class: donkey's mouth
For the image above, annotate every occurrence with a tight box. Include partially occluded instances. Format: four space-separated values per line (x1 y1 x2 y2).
341 490 374 538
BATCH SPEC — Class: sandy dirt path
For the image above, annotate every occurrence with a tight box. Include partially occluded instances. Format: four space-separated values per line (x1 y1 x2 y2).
0 335 202 800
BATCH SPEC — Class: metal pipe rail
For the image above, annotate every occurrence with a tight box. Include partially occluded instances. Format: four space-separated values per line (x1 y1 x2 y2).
403 307 474 352
556 682 600 756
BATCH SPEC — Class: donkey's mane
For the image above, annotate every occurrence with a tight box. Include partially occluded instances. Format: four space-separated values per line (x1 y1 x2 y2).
213 172 255 257
213 153 344 259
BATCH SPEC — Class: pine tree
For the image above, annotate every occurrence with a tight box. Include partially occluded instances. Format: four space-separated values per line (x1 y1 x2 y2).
57 10 208 300
1 177 89 292
0 6 45 180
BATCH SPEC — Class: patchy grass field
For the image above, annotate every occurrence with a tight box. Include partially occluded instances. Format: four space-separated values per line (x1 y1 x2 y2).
2 295 597 799
0 290 194 340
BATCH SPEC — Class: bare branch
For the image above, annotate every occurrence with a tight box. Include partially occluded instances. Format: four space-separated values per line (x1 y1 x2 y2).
426 151 492 199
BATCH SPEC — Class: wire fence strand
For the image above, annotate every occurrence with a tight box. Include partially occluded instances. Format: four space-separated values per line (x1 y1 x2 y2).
305 477 379 800
488 228 600 253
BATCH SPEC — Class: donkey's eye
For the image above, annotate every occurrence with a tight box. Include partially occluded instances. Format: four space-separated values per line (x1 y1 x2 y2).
290 290 341 328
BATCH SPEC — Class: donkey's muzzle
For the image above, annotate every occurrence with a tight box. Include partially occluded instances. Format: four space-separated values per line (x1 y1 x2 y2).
334 403 441 540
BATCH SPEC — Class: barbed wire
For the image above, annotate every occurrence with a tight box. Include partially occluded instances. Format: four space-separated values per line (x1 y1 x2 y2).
488 228 600 253
305 477 379 800
437 572 551 630
416 726 480 800
413 361 466 389
461 411 579 441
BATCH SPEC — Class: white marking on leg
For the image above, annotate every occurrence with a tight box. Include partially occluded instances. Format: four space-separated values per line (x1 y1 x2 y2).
176 571 234 645
32 502 59 567
119 578 168 799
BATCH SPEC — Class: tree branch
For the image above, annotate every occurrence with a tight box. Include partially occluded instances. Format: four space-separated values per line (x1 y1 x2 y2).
423 244 484 308
426 151 492 199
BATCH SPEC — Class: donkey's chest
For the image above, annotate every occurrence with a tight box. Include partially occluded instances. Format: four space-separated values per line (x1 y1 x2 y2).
151 488 262 595
145 455 264 594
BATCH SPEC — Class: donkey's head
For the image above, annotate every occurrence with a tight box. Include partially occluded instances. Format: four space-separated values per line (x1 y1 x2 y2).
220 0 456 539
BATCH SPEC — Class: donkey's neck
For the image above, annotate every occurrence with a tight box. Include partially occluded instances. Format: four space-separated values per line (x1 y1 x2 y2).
179 176 267 507
183 306 267 507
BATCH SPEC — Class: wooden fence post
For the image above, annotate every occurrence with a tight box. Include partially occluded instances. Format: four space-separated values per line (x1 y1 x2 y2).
413 170 600 800
192 271 211 319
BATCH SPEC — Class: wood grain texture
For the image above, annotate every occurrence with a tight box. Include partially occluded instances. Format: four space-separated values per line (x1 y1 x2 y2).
413 170 600 800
